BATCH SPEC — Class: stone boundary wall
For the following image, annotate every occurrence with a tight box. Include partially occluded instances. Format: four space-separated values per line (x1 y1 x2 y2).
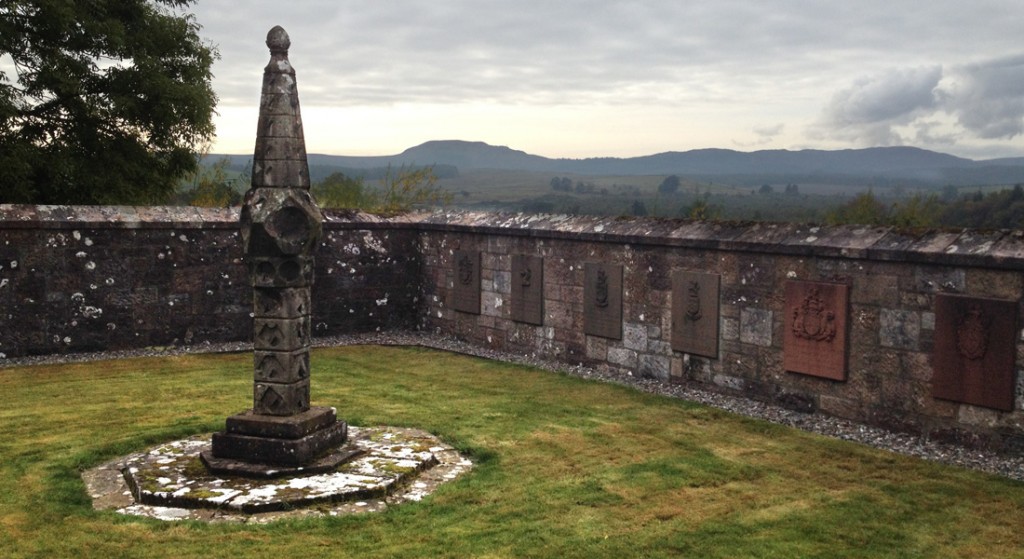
4 205 1024 453
414 212 1024 453
0 205 421 357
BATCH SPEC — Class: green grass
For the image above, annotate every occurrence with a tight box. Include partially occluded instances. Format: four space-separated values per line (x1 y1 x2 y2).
1 346 1022 558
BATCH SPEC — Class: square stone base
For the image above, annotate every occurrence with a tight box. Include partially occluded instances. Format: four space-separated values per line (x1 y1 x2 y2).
226 406 338 439
210 416 348 467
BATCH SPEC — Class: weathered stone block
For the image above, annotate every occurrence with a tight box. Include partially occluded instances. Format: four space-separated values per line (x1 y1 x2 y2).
916 267 964 293
639 354 670 380
586 335 608 360
607 347 637 369
740 308 773 347
253 316 310 351
851 274 898 306
879 309 920 350
648 339 672 356
210 419 347 466
254 378 310 416
623 322 647 351
226 406 337 439
721 317 739 341
253 349 309 383
254 287 310 318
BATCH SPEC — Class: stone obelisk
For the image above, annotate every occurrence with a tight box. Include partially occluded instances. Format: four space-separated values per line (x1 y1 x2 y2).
202 26 353 477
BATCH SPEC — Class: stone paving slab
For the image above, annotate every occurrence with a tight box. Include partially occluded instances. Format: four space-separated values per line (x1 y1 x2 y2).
82 426 472 522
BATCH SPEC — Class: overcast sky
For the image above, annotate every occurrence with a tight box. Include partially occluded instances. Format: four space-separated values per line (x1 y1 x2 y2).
189 0 1024 160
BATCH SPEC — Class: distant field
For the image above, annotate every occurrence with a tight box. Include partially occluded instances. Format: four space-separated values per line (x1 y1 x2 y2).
192 160 1022 225
436 170 922 221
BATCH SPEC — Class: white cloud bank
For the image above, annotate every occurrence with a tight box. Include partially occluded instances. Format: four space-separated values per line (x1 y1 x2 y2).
815 55 1024 154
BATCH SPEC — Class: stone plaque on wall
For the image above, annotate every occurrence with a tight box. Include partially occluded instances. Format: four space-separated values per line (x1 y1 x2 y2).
452 250 481 314
584 263 623 340
511 255 544 325
671 271 720 358
933 294 1017 411
783 280 849 381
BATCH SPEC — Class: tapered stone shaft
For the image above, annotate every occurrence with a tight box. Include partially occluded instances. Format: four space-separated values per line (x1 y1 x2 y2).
240 25 322 416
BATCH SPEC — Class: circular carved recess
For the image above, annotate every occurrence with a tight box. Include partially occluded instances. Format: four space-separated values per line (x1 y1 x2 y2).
279 259 302 281
265 206 312 249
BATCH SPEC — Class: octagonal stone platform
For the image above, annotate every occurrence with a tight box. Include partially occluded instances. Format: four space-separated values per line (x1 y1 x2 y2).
83 426 472 522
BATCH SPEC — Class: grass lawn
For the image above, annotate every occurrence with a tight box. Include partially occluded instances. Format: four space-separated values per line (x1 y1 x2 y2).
1 345 1022 558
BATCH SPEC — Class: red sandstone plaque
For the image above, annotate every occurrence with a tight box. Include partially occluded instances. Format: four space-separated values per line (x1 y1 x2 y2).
671 271 720 358
933 294 1017 411
783 280 849 381
584 263 623 340
511 255 544 325
452 250 480 314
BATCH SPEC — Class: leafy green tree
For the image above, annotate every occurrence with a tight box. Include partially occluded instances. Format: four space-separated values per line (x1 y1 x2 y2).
312 171 369 209
174 156 245 207
375 165 452 213
682 195 720 220
658 175 680 194
0 0 218 204
825 191 888 225
889 193 942 228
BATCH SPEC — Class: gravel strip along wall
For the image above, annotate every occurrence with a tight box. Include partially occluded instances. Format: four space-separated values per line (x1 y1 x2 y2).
2 205 1024 455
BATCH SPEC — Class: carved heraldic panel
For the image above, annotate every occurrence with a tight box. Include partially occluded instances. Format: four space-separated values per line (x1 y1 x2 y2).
511 255 544 325
671 271 720 358
584 263 623 340
452 250 481 314
933 294 1017 411
783 280 849 381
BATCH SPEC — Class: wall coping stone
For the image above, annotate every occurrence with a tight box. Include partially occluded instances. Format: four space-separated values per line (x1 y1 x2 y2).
4 205 1024 270
0 205 392 231
402 210 1024 271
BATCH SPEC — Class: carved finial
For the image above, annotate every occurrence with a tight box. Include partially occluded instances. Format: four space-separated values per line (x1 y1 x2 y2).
266 26 290 54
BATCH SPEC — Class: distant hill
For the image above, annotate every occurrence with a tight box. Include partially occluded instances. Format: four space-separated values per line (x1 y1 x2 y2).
215 140 1024 187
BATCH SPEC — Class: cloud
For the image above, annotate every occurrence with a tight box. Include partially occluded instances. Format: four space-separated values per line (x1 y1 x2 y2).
816 66 943 145
733 124 785 148
946 54 1024 139
815 55 1024 149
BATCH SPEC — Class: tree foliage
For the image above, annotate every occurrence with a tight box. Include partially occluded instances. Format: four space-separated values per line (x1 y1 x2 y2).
0 0 218 204
658 175 680 194
550 176 573 192
825 191 888 225
825 187 1024 229
173 155 246 207
311 171 371 209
